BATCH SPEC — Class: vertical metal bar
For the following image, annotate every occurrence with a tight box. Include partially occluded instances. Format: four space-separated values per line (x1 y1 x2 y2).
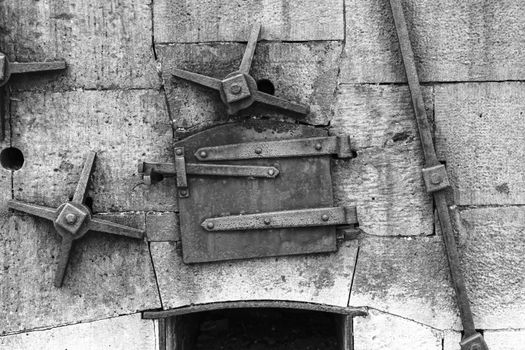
389 0 438 167
0 86 5 141
158 318 167 350
239 23 261 74
388 0 484 346
72 152 96 204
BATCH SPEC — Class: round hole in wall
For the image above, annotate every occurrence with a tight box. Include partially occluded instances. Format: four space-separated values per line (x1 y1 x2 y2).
0 147 24 170
256 79 275 95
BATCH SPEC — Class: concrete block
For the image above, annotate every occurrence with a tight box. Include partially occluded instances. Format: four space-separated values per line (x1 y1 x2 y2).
353 309 442 350
11 89 176 212
443 329 525 350
0 201 161 334
435 82 525 205
484 329 525 350
342 0 525 83
157 41 343 127
153 0 344 43
331 84 433 236
146 211 180 241
349 235 459 330
0 0 159 90
442 330 462 350
150 240 358 309
0 314 156 350
456 207 525 329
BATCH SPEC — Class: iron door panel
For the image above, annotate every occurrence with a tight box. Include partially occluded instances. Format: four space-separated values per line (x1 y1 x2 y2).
176 120 336 263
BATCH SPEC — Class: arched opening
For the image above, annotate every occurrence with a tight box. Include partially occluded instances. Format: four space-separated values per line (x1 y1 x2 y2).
144 301 364 350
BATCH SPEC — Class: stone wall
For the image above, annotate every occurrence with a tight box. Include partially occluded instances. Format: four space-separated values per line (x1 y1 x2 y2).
0 0 523 349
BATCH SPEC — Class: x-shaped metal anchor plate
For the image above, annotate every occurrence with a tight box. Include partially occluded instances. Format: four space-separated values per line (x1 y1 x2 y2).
7 152 144 287
172 23 310 116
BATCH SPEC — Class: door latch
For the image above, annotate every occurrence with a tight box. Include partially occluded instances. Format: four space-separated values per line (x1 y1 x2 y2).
171 23 309 116
8 152 144 287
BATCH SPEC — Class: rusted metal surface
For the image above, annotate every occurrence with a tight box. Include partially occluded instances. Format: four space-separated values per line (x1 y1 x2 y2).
202 206 357 231
7 152 144 287
174 147 188 198
422 164 450 193
171 23 309 116
139 162 279 185
175 120 339 263
142 301 368 319
389 0 488 349
195 136 352 161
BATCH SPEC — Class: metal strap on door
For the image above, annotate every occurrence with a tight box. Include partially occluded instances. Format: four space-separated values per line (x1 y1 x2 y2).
389 1 488 349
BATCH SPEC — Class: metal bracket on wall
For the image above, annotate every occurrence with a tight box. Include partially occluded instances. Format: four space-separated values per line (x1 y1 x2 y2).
0 52 66 141
7 152 144 288
389 1 488 349
171 23 309 116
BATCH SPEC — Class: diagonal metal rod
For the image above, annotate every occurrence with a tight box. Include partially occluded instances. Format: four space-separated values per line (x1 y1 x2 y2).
7 200 57 221
239 22 261 74
72 151 96 204
89 218 144 239
172 68 222 90
388 0 486 347
54 237 73 287
253 91 309 115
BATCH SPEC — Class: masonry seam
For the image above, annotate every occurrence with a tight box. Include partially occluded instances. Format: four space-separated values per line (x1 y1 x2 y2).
148 241 164 309
0 312 146 337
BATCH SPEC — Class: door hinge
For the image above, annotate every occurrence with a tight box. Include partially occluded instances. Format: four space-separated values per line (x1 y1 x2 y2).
202 206 358 231
195 135 353 161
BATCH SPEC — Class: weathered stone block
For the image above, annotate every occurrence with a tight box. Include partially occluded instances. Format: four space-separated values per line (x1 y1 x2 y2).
145 211 179 241
456 207 525 329
342 0 525 83
0 214 160 334
484 329 525 350
157 41 343 127
0 0 159 90
435 82 525 205
353 309 443 350
11 90 176 212
153 0 344 43
349 235 459 330
0 314 156 350
150 240 358 309
331 84 433 236
444 329 525 350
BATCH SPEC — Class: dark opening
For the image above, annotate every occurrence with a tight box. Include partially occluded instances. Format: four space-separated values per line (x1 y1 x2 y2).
172 308 342 350
0 147 24 170
256 79 275 95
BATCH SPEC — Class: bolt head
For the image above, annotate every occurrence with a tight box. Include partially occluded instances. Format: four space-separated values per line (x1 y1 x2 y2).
206 222 214 229
175 149 183 156
268 169 275 176
65 213 77 225
199 151 207 158
179 189 188 196
321 214 329 221
255 148 262 155
264 218 271 225
315 143 322 151
430 173 442 185
230 84 242 95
